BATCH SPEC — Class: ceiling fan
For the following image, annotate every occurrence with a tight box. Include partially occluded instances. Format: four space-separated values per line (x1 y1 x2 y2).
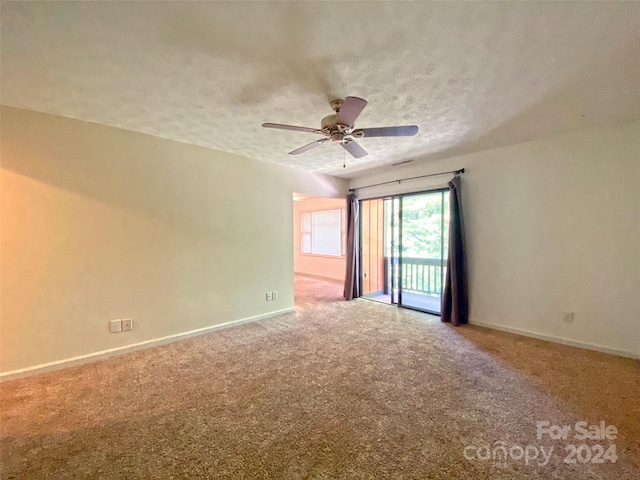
262 96 418 159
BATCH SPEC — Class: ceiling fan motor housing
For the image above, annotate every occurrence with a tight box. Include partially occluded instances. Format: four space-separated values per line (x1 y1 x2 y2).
322 112 354 144
331 131 346 144
321 114 339 132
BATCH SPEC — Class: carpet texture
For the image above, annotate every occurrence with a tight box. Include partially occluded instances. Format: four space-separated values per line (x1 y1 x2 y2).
1 275 638 479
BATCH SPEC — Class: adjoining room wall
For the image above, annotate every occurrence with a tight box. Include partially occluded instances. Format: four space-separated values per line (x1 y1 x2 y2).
350 121 640 358
0 106 347 375
293 196 346 282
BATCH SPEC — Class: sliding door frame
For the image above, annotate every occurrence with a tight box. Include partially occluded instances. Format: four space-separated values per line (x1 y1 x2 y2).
358 187 449 315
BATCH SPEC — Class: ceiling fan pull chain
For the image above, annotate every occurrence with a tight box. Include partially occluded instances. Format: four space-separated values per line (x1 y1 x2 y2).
343 147 346 168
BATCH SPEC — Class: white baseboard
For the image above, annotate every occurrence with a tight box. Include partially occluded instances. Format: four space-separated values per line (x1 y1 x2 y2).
294 270 344 283
469 320 639 359
0 307 295 382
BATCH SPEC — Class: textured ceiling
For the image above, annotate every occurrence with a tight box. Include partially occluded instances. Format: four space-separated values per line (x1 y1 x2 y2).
2 2 640 178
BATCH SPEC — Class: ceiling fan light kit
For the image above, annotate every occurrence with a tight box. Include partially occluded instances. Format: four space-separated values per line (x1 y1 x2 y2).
262 96 419 161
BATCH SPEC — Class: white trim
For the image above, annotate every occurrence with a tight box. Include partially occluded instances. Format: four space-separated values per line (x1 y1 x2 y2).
299 253 346 259
294 270 344 283
0 307 295 382
469 320 639 359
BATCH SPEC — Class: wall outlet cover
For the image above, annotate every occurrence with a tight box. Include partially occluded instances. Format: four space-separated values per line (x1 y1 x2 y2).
122 318 133 331
110 319 122 333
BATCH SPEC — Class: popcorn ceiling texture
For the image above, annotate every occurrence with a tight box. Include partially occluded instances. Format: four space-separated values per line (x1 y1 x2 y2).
2 2 640 177
1 276 639 478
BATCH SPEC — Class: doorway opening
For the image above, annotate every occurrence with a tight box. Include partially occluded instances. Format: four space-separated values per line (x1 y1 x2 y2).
360 190 449 315
293 193 346 305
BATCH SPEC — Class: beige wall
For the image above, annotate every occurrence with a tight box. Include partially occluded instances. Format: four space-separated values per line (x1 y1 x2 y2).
293 196 346 281
351 121 640 357
0 106 347 374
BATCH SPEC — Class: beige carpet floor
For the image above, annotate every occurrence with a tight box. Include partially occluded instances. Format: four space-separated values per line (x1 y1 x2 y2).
1 275 638 479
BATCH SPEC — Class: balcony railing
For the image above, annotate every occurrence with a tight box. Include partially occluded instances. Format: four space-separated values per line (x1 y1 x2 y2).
385 257 446 296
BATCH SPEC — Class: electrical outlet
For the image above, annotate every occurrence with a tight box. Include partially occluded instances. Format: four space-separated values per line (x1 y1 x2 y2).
563 312 575 324
122 318 133 331
110 319 122 333
266 292 272 301
272 290 278 300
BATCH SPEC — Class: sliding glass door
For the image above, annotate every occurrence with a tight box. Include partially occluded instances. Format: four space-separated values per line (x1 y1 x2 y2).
385 197 400 305
398 191 448 314
360 190 449 315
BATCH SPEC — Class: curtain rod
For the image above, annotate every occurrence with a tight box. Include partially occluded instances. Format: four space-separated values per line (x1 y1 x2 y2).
348 168 464 193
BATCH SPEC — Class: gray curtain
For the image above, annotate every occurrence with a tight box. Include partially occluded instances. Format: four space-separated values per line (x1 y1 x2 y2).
441 176 469 325
343 193 360 300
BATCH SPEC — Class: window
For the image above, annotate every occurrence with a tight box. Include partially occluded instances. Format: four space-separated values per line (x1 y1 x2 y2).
301 209 344 256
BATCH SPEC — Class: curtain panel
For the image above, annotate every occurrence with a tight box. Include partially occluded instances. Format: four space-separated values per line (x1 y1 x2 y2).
343 194 360 300
441 176 469 325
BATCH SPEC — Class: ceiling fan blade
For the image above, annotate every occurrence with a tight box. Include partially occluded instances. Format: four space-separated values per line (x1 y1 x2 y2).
341 140 368 159
288 138 328 155
262 123 321 134
336 96 368 126
359 126 419 137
